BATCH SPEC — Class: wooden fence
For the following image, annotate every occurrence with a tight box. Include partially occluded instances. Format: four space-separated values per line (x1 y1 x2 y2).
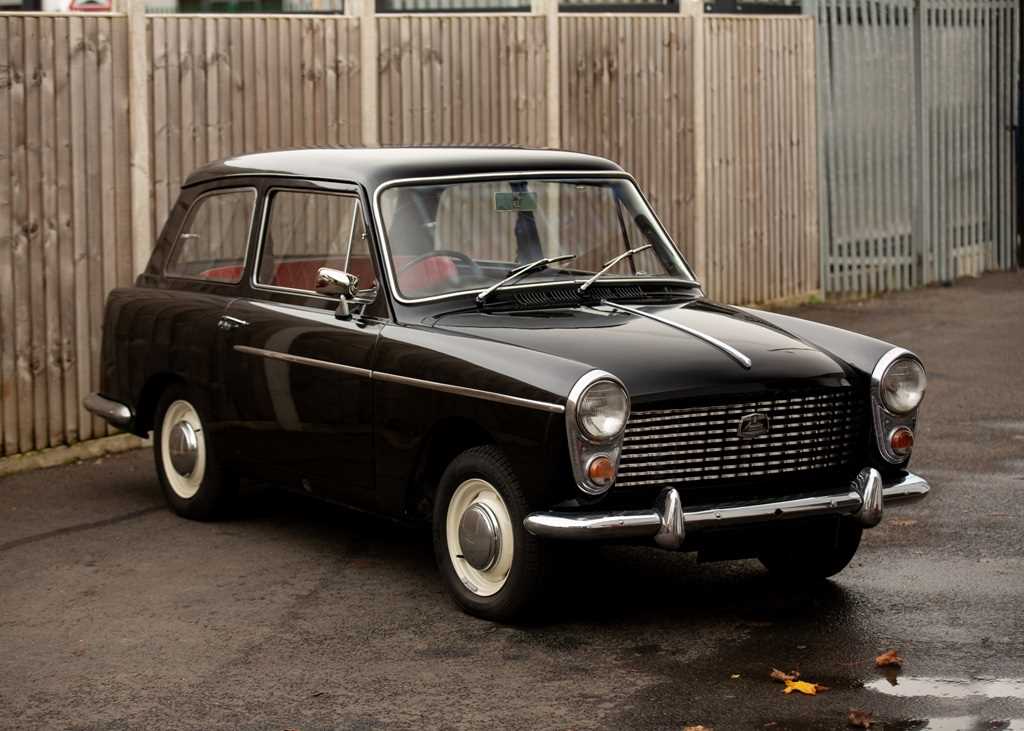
704 16 817 304
0 9 819 459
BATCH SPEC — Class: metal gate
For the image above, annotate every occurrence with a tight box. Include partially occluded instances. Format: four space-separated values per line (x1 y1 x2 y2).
809 0 1019 295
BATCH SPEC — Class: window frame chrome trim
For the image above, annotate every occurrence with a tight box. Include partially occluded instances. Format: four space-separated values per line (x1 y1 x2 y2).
164 186 259 286
251 186 370 301
870 347 924 464
370 170 701 306
232 344 565 415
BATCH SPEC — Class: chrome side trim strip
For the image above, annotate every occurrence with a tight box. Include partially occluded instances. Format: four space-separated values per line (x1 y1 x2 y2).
233 345 565 414
373 371 565 414
233 345 373 378
83 393 133 427
600 299 753 369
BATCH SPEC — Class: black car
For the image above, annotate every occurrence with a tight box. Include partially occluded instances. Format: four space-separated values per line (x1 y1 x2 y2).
86 147 929 621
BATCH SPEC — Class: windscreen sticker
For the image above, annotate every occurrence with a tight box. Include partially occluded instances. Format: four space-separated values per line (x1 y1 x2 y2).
494 191 538 212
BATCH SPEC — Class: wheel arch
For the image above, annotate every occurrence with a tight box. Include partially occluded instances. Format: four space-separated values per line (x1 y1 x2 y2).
134 372 187 436
404 416 496 522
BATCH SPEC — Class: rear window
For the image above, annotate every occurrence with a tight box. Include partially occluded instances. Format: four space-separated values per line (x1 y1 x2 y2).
166 189 256 283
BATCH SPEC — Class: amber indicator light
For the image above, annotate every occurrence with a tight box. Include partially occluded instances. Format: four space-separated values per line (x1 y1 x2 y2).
587 456 615 486
890 427 914 454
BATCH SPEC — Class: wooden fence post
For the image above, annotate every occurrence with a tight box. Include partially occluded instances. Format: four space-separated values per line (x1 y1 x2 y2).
681 0 706 281
347 0 379 147
532 0 560 149
122 0 152 276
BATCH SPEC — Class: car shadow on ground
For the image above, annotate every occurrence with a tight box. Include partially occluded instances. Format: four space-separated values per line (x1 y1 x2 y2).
223 479 856 631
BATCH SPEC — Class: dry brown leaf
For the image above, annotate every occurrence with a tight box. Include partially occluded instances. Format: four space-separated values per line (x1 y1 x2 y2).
683 726 712 731
890 518 917 527
848 709 873 728
875 649 903 667
783 679 829 695
770 668 800 682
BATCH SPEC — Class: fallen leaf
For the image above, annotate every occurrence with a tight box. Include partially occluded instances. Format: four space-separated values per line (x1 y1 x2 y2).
848 709 873 728
783 679 829 695
890 518 917 527
683 726 712 731
770 668 800 682
875 650 903 667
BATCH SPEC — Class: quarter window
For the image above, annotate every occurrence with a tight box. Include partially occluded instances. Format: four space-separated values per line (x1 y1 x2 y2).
166 189 256 283
258 191 371 293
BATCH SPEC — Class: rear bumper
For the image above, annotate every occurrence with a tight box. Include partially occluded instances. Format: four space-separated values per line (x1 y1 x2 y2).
83 393 133 428
523 468 929 550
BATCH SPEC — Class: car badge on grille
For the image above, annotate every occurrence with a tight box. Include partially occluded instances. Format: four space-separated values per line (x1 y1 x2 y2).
737 412 770 439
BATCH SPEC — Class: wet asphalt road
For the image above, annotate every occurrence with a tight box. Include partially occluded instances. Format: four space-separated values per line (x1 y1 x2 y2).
1 271 1023 730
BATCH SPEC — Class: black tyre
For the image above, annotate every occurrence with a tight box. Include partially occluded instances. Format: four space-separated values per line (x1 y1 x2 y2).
153 384 236 521
758 518 863 581
433 445 551 622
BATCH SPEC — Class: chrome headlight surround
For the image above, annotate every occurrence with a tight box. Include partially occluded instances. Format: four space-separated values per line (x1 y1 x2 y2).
566 370 630 495
870 348 926 464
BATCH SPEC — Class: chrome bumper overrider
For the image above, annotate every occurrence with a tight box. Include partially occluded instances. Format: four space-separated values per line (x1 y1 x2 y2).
83 393 133 428
523 468 929 550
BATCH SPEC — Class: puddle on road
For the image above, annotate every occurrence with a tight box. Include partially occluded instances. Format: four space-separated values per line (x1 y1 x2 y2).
865 676 1024 700
886 720 1024 731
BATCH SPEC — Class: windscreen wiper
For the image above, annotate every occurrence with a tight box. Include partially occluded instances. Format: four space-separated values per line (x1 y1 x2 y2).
476 253 577 305
577 244 652 295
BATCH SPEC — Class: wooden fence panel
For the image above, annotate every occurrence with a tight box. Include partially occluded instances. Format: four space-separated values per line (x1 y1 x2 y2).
148 14 363 239
377 15 547 146
0 14 134 456
703 16 819 304
559 15 699 279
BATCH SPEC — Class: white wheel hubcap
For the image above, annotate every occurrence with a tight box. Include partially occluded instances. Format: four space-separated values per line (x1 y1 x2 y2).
160 399 207 500
446 478 515 597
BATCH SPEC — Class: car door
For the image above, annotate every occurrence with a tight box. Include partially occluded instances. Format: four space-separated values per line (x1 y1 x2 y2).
158 184 260 439
218 181 387 512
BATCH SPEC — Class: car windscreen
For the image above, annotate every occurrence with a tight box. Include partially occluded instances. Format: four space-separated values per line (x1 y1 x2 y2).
376 177 695 301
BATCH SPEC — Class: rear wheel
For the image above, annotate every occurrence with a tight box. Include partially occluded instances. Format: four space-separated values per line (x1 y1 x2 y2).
433 446 550 622
153 385 236 521
758 519 863 581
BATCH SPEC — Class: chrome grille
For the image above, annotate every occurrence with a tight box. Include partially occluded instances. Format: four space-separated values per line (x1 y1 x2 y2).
616 389 867 489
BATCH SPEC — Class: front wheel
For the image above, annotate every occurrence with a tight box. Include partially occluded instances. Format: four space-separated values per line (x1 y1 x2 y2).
758 518 863 581
433 446 551 622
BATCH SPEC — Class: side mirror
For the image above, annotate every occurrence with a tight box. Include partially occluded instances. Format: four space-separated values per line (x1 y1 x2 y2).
315 267 360 298
316 267 360 320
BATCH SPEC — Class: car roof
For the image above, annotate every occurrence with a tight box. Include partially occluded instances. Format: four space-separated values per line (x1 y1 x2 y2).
183 146 625 192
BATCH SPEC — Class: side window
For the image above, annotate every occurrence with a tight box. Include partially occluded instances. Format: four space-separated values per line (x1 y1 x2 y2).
166 189 255 283
258 191 373 292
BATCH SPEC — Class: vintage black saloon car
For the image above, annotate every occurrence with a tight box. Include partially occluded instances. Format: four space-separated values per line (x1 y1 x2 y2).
86 147 929 621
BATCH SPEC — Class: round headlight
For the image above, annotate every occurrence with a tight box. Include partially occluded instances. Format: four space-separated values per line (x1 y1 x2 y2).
577 380 629 440
880 358 927 414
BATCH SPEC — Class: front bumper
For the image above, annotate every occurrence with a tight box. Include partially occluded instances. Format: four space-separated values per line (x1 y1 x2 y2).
523 468 929 550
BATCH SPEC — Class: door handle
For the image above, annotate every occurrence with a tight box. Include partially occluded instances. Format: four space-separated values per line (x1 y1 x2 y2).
217 315 250 332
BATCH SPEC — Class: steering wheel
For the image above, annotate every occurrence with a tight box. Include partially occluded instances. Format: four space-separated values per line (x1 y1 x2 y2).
398 249 483 280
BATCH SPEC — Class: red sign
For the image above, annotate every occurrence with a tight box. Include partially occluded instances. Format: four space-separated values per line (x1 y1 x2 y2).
69 0 113 10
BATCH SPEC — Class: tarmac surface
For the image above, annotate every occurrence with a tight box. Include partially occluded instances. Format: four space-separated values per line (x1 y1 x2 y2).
1 271 1023 730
